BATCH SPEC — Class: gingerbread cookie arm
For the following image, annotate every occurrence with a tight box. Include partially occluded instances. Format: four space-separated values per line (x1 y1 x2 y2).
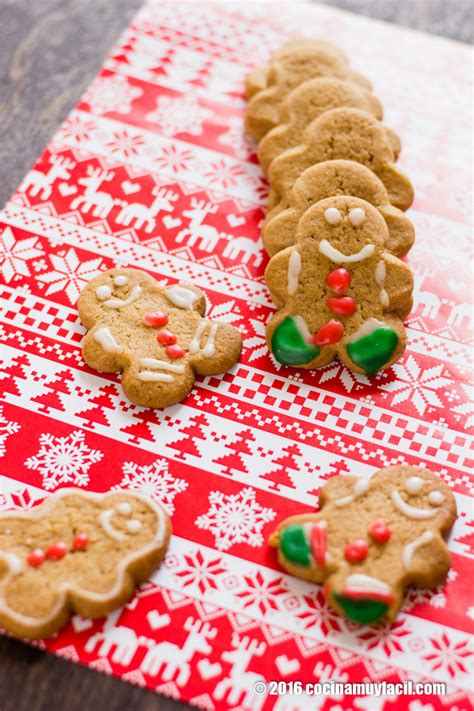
245 64 269 99
382 253 415 320
188 320 242 376
376 163 414 211
378 205 415 257
264 248 295 309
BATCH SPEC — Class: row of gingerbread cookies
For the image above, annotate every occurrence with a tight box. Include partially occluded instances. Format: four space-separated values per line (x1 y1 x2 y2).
245 39 415 375
0 466 456 638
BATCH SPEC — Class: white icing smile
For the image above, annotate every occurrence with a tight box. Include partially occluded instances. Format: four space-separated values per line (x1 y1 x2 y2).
391 490 438 519
100 503 143 541
96 275 143 309
319 240 375 263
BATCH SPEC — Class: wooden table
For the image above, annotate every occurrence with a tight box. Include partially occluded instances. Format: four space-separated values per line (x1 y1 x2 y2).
0 1 471 709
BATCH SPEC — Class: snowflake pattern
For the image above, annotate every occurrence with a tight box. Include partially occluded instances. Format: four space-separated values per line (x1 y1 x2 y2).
153 145 196 174
354 618 411 657
146 94 212 136
82 73 143 115
235 570 288 615
0 226 44 283
217 117 254 160
25 430 103 490
380 356 450 416
104 130 145 158
423 633 473 677
113 459 187 514
0 406 20 457
58 114 96 145
203 160 246 190
37 248 103 303
172 549 227 594
195 487 275 551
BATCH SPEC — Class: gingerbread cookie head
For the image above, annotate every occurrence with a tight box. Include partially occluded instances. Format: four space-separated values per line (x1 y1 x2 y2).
267 108 413 213
245 47 371 140
0 489 171 638
257 78 383 172
78 268 242 408
265 196 414 375
269 466 456 625
263 160 415 257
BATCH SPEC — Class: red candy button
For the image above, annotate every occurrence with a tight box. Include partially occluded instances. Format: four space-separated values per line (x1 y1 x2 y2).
327 296 356 317
326 268 351 294
369 519 392 544
157 329 177 346
46 541 68 560
314 320 344 346
344 539 368 563
73 533 90 551
143 311 168 328
27 549 45 567
166 344 185 359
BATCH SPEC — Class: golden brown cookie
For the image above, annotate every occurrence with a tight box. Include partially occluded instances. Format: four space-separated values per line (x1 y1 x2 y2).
269 466 456 624
0 489 171 639
265 196 414 374
264 160 415 257
244 38 348 100
245 46 371 140
267 108 413 213
78 268 242 408
257 78 383 172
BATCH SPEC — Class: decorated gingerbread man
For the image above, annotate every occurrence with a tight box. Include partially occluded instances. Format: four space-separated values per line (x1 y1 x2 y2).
78 268 242 408
265 196 414 375
0 490 171 638
269 467 456 624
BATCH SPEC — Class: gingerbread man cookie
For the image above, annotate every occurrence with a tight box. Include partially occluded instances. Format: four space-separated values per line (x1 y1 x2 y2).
265 196 414 374
263 160 415 257
269 466 456 624
0 489 171 638
78 269 242 408
245 46 371 140
257 78 384 173
267 108 413 214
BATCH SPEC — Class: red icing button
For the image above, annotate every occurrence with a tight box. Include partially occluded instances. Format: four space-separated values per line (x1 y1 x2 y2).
157 329 177 346
166 344 185 359
326 268 351 294
369 518 392 544
27 549 45 567
143 311 168 328
327 296 356 317
314 320 344 346
344 539 368 563
46 541 68 560
73 533 90 551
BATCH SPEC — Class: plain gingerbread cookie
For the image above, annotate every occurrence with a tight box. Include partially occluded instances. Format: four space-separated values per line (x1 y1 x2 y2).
78 268 242 408
269 466 456 624
265 196 414 374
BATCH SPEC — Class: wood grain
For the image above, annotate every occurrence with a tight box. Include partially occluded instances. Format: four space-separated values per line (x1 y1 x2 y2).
0 0 471 709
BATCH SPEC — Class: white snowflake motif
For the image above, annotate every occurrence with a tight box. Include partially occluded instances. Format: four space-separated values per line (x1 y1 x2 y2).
379 355 450 416
173 549 227 594
146 94 212 137
0 406 21 457
113 459 187 515
25 430 103 490
235 570 288 615
59 114 96 145
0 226 44 283
203 160 246 190
195 487 275 551
37 248 103 303
424 632 473 677
153 145 196 174
82 73 143 115
104 130 145 158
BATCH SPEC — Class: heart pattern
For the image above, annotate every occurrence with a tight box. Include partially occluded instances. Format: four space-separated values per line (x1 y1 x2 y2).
121 180 141 195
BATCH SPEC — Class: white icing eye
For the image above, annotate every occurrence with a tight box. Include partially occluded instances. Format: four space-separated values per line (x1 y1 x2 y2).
114 275 128 286
127 519 142 534
349 208 366 226
428 491 444 506
324 207 342 225
96 285 112 301
116 502 132 515
405 476 424 495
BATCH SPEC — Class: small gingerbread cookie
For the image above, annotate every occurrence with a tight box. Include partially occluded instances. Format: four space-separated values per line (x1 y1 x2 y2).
269 466 456 624
244 38 348 100
263 160 415 257
265 196 414 374
78 269 242 408
245 46 371 140
267 108 413 214
0 489 171 639
257 78 383 173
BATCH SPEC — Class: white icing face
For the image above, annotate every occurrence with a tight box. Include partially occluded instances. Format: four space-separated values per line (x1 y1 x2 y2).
114 275 128 287
324 207 342 225
405 476 424 495
392 479 445 520
99 502 143 541
95 275 143 309
428 491 444 506
348 208 365 226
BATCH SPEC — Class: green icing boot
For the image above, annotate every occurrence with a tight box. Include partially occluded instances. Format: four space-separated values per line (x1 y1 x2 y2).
280 525 311 567
347 327 398 375
272 317 320 366
333 592 389 624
